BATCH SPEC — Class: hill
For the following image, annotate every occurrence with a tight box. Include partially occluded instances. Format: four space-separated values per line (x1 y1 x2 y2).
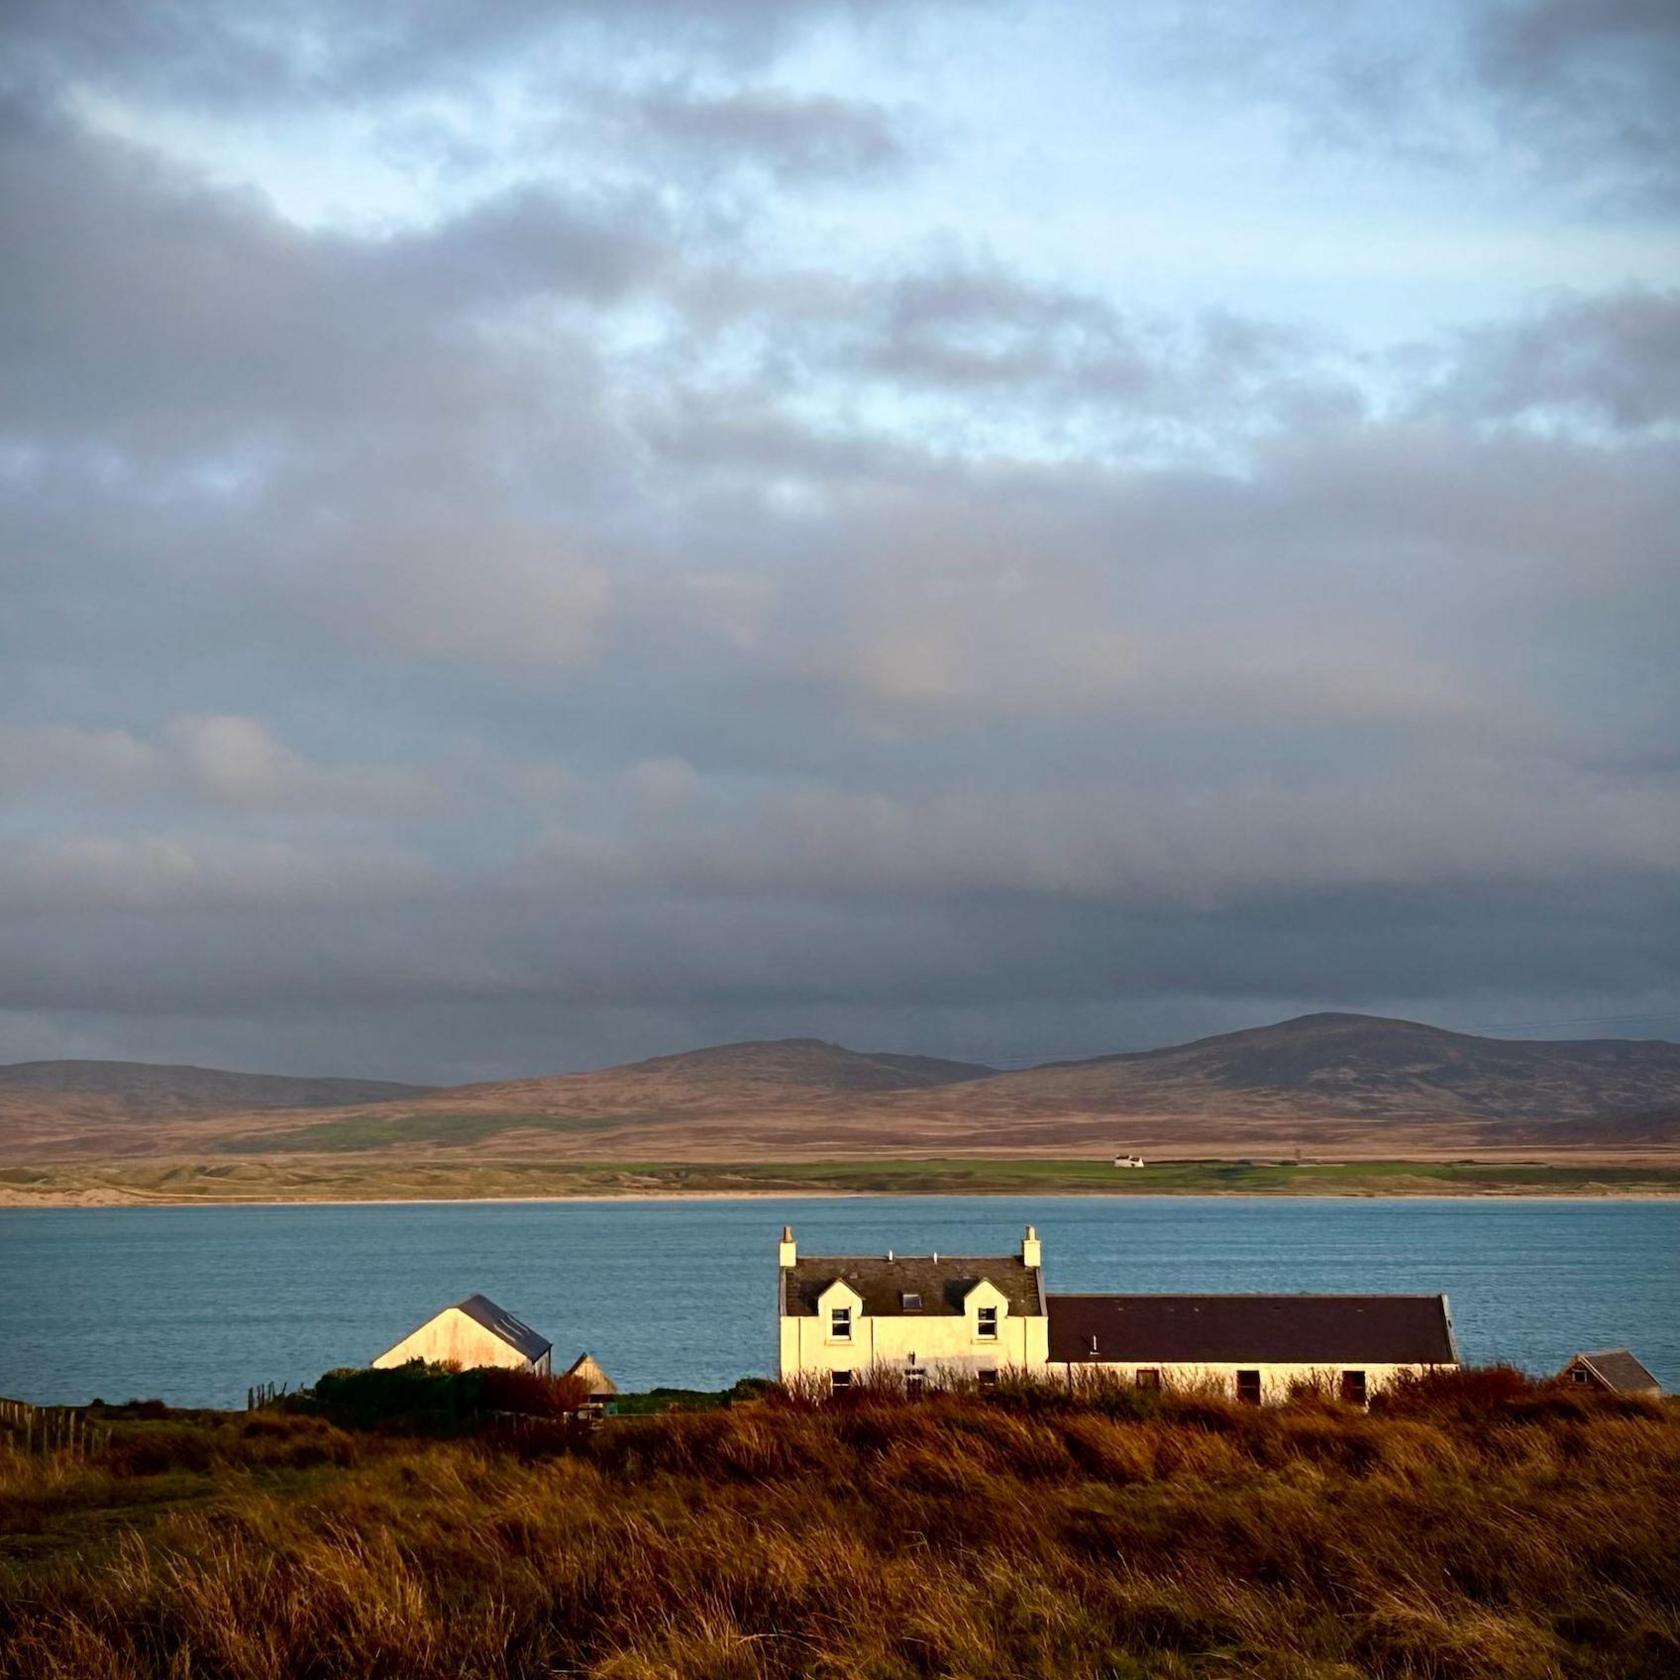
975 1011 1680 1122
0 1060 432 1159
2 1015 1677 1162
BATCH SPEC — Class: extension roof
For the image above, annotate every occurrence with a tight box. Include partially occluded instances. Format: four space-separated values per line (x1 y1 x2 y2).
454 1294 551 1362
1047 1294 1457 1366
1562 1348 1661 1394
782 1255 1044 1318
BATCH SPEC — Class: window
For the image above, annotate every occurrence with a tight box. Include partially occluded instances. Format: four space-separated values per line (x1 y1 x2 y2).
977 1369 999 1389
901 1292 923 1313
905 1368 926 1396
1570 1366 1591 1385
1236 1370 1262 1405
1339 1370 1368 1406
976 1305 999 1341
829 1306 852 1343
830 1369 852 1393
1135 1368 1161 1391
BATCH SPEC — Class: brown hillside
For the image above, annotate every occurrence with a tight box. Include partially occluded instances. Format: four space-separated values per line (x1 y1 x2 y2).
3 1015 1677 1162
0 1061 434 1159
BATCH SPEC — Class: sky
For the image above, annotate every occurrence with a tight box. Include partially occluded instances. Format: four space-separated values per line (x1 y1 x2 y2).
1 0 1677 1082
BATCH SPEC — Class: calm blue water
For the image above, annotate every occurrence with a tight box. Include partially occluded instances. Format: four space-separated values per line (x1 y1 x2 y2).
1 1197 1675 1407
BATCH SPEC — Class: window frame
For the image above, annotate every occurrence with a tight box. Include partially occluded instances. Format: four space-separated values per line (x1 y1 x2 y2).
1235 1369 1263 1406
1339 1369 1368 1406
975 1304 1000 1342
828 1305 853 1344
1135 1368 1162 1391
829 1369 853 1394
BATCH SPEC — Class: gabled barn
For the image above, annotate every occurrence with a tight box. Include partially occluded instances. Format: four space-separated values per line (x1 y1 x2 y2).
563 1352 618 1399
372 1293 552 1374
1557 1348 1661 1396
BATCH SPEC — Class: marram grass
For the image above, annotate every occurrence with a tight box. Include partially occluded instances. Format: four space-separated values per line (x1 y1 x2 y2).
2 1369 1676 1679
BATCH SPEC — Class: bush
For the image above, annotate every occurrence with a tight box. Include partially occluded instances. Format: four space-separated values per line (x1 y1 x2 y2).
311 1361 591 1431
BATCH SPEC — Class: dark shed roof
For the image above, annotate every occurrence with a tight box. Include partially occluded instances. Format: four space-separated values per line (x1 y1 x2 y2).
455 1293 551 1362
1562 1349 1661 1394
1047 1294 1457 1366
783 1255 1043 1318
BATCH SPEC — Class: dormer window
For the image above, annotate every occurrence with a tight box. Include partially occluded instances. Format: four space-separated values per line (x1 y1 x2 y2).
901 1292 923 1313
976 1305 998 1341
829 1306 852 1343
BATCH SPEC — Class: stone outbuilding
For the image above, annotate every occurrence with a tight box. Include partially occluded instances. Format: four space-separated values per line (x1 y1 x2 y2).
1557 1348 1661 1396
372 1293 552 1374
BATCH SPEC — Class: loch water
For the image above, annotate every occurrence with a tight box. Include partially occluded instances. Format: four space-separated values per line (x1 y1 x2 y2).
2 1196 1676 1407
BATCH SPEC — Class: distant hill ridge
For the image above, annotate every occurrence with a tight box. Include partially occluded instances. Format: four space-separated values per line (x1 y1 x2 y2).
1 1014 1676 1161
0 1060 432 1119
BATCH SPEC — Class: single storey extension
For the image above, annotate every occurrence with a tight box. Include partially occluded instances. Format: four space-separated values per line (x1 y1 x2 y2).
1046 1292 1459 1403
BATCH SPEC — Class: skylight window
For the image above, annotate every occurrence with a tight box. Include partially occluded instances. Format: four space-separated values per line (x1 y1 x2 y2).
901 1292 923 1312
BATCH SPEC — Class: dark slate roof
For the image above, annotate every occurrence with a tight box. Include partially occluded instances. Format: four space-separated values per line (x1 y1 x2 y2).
1566 1348 1661 1394
455 1293 551 1362
783 1255 1044 1318
1047 1294 1457 1366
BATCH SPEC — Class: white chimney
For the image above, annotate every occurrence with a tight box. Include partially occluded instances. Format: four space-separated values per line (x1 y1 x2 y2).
778 1225 797 1269
1021 1224 1042 1269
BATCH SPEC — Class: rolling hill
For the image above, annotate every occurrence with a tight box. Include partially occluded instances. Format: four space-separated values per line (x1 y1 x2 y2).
0 1060 433 1159
1 1015 1676 1162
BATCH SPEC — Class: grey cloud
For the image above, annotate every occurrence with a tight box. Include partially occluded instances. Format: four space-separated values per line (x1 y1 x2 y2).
0 877 1673 1080
0 100 670 450
0 717 437 815
1469 0 1680 204
1148 0 1680 208
2 35 1678 1077
1 0 954 111
623 85 912 182
1423 288 1680 429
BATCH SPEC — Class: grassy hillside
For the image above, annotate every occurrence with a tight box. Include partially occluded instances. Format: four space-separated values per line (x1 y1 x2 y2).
2 1372 1675 1678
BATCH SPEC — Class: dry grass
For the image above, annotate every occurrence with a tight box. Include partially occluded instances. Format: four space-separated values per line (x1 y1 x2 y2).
2 1375 1676 1679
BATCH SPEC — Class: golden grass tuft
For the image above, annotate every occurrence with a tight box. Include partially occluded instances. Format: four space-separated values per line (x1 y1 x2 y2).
1 1374 1676 1678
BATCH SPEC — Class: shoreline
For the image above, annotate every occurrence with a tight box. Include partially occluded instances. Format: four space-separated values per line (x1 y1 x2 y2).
5 1186 1679 1210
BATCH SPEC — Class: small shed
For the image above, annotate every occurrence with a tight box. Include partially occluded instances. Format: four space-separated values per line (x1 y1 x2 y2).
372 1293 552 1375
1557 1348 1661 1396
563 1352 619 1399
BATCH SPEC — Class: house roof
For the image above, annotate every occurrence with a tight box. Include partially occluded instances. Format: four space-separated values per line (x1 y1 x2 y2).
1564 1348 1661 1394
1047 1294 1457 1366
563 1352 618 1396
782 1255 1044 1318
454 1293 551 1362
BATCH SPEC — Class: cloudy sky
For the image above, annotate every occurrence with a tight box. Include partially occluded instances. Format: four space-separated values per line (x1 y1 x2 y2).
2 0 1677 1081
